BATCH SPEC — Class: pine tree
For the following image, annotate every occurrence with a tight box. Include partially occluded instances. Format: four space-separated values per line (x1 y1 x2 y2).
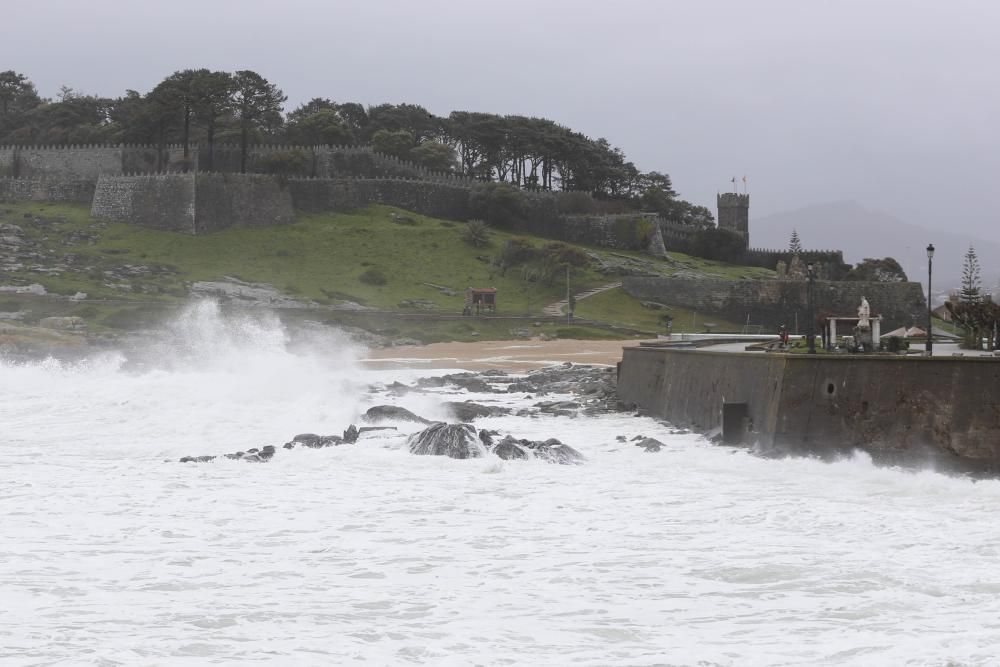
788 229 802 254
960 244 982 303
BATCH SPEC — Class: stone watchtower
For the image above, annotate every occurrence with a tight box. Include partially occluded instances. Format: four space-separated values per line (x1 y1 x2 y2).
717 193 750 245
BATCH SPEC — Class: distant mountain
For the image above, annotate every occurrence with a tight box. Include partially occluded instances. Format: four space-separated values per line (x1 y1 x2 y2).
750 201 1000 293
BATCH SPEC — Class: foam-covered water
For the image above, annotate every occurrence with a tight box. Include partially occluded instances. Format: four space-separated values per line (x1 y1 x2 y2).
2 302 999 665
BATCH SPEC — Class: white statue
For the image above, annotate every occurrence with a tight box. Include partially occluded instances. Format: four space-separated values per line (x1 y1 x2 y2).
858 296 871 329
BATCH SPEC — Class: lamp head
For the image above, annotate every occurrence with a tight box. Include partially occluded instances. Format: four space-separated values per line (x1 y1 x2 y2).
806 261 815 276
926 243 935 260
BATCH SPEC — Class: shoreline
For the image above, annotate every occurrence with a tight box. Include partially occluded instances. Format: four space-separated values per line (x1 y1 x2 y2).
360 338 647 371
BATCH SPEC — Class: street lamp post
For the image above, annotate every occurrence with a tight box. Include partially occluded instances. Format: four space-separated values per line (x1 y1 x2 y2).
926 243 935 356
806 261 816 354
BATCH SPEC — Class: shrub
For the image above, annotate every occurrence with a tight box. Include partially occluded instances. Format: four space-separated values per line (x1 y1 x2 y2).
613 216 655 250
555 191 597 214
256 149 311 178
498 238 537 269
461 220 490 247
692 227 747 263
884 336 909 353
358 268 387 285
469 182 528 228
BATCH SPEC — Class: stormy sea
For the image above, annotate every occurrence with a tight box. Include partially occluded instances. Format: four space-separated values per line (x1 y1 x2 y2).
2 301 999 666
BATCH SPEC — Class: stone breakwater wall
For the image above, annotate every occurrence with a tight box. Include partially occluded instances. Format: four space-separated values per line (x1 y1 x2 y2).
0 177 95 203
91 173 293 234
622 276 926 330
617 346 1000 471
287 177 471 220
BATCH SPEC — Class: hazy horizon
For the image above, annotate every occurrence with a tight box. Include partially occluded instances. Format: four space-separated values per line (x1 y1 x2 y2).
5 0 998 248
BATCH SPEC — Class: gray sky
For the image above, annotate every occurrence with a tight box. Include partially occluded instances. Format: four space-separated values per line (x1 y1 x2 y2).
5 0 999 247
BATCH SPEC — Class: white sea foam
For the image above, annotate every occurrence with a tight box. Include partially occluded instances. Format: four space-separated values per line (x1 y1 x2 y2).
2 302 999 665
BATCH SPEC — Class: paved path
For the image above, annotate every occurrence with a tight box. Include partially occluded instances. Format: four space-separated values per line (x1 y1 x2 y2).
542 282 622 317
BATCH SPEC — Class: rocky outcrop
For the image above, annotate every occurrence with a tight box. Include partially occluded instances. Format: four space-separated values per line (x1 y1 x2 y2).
442 401 511 422
363 405 431 424
633 437 665 453
408 423 486 459
494 436 585 464
283 433 343 449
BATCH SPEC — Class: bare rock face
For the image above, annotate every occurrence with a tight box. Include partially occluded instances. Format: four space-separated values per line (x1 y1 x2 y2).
408 423 486 459
363 405 431 424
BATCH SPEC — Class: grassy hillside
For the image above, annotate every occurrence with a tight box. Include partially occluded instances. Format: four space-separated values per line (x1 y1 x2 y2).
0 201 773 341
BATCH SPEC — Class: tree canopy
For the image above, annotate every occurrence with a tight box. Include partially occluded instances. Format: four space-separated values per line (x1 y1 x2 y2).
845 257 907 282
960 245 982 303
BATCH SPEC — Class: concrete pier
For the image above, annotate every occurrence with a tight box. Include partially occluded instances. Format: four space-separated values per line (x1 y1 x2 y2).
618 345 1000 471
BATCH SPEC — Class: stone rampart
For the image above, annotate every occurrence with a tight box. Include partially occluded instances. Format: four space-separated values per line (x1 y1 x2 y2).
6 145 122 179
287 177 471 220
0 177 95 203
91 173 293 234
187 144 471 183
91 174 196 233
622 276 926 330
617 347 1000 471
194 173 294 232
0 144 195 179
507 211 660 251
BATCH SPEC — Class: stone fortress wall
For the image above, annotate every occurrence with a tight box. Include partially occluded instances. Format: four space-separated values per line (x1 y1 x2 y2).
0 143 926 328
0 177 95 203
91 173 294 233
0 144 193 179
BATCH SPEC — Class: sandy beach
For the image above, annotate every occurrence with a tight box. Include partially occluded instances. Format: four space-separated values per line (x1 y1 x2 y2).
361 338 649 371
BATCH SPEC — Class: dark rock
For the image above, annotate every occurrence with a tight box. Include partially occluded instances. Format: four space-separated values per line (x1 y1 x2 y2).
179 455 217 463
506 382 534 393
408 423 486 459
525 438 586 465
286 433 343 449
343 424 360 444
616 435 627 442
478 429 499 448
634 437 665 453
442 373 495 393
363 405 431 424
492 436 530 460
442 401 511 422
416 376 447 388
482 369 508 377
386 381 411 396
534 400 581 417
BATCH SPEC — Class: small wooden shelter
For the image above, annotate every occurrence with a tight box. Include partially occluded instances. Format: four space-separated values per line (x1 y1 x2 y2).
464 287 497 315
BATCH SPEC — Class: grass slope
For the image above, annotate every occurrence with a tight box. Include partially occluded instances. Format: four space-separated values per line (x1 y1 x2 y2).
574 287 742 334
0 201 773 340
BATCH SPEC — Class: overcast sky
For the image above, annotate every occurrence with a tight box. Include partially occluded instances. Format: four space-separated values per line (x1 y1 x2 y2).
5 0 998 247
